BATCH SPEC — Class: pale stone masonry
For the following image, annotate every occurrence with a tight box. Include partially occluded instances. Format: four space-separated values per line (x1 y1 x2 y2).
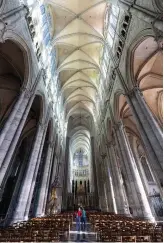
0 0 162 226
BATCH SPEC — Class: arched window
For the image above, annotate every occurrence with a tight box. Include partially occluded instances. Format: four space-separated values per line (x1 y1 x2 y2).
107 5 119 47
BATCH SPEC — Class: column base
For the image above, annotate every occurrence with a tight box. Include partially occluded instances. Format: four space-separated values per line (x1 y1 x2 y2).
35 213 45 218
10 215 29 225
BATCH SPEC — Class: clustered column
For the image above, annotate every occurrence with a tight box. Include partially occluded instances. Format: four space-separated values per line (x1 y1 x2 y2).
91 137 99 209
106 141 130 215
113 122 154 220
97 157 106 211
101 153 115 212
35 140 55 217
126 87 163 194
61 137 70 211
0 89 34 188
12 122 46 222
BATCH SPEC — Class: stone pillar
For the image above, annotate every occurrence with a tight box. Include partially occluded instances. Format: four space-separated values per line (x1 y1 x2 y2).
0 90 34 188
128 134 159 220
24 123 49 218
114 122 154 220
97 157 106 211
51 156 58 185
126 88 163 194
43 145 58 214
94 156 101 209
113 129 131 215
0 89 25 148
91 137 99 209
91 137 99 208
50 145 65 214
101 154 109 212
106 141 130 215
12 123 45 222
101 153 115 212
61 137 69 211
55 161 64 213
35 141 54 217
42 145 56 215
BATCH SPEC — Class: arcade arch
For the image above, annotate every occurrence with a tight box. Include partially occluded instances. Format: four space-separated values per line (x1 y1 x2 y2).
0 94 43 222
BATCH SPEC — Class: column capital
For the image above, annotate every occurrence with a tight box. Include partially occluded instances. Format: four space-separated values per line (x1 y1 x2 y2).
38 121 47 130
0 19 7 43
125 86 143 98
113 121 122 131
20 87 33 98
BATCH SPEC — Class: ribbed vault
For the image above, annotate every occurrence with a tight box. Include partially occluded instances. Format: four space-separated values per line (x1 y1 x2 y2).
44 0 107 125
44 1 108 187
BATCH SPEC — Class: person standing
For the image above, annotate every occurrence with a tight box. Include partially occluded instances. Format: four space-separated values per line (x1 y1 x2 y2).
75 207 82 231
81 207 87 231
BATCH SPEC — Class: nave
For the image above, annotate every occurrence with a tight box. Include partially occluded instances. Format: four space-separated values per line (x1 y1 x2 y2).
0 212 163 242
0 0 163 241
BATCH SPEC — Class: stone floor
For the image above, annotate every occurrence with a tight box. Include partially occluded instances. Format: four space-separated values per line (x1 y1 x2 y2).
67 222 97 242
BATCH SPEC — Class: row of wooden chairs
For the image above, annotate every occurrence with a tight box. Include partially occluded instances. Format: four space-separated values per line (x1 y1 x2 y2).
0 213 72 242
87 212 163 242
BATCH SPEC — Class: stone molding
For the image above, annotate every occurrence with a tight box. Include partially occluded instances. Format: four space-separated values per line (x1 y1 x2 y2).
20 87 34 99
113 121 122 131
124 86 143 98
38 121 47 131
0 19 6 43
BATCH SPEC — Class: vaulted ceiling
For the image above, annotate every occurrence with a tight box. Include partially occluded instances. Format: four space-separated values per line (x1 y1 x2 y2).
45 0 107 130
43 0 108 158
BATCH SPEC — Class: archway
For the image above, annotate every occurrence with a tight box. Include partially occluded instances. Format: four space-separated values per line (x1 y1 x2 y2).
115 92 162 218
0 40 26 131
132 37 163 127
0 95 43 222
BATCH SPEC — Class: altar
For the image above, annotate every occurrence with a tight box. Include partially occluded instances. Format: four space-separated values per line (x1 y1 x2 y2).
67 192 95 209
76 183 86 206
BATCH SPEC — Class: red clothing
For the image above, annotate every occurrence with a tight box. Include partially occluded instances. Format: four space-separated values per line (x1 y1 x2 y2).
75 210 82 217
78 210 82 217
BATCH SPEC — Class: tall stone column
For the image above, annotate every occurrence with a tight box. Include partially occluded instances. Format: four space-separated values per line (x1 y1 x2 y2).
35 141 54 217
24 123 49 218
91 137 99 209
59 144 66 206
97 157 106 211
0 89 25 147
114 122 154 220
113 129 131 215
126 88 163 194
50 146 65 213
12 123 45 222
0 89 32 166
0 90 34 188
101 153 115 212
42 145 56 215
43 146 58 214
94 156 101 209
61 137 69 211
54 161 64 213
51 156 58 185
106 141 130 215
